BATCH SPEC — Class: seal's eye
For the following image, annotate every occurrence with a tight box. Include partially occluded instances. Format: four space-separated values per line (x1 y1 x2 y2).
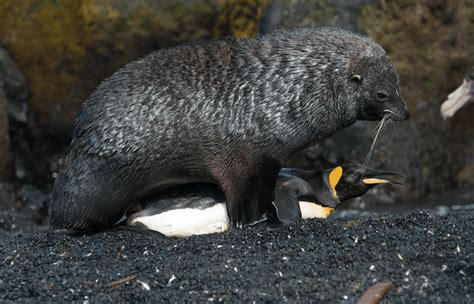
376 90 390 102
351 75 362 82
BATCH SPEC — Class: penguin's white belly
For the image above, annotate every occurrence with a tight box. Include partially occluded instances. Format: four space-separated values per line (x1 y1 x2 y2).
299 201 334 219
130 203 230 238
130 201 333 238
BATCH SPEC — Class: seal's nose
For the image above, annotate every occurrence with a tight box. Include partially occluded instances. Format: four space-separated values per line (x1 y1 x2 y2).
401 107 410 120
399 97 410 120
388 89 410 121
393 104 410 121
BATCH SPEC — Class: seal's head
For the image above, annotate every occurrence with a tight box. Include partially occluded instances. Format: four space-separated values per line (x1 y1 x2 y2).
353 59 409 121
351 48 409 122
326 29 411 122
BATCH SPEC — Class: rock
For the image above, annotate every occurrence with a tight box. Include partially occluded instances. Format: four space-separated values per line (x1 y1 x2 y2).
332 0 376 32
260 0 377 34
260 0 336 34
0 92 9 181
16 184 49 225
0 47 28 125
0 182 15 210
0 46 29 182
0 182 49 226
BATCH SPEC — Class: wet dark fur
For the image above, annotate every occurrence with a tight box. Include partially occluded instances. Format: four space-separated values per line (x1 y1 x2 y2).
50 27 409 232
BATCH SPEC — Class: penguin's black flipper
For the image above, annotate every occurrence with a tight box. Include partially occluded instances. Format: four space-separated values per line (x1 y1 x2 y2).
272 186 302 224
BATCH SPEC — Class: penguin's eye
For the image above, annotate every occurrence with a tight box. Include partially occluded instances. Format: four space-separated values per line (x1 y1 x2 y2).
351 75 362 83
347 173 359 184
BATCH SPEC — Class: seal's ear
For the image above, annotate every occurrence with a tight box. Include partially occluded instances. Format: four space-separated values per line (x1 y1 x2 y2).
351 74 362 82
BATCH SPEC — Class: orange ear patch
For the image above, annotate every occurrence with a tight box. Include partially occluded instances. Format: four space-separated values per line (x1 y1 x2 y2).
329 166 343 196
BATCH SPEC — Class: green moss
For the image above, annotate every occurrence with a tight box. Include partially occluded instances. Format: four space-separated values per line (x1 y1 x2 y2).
278 0 335 29
0 0 220 135
0 1 91 132
213 0 268 38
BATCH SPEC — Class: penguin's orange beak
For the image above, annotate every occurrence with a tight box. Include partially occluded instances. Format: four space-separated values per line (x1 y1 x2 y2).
361 177 402 185
361 178 390 185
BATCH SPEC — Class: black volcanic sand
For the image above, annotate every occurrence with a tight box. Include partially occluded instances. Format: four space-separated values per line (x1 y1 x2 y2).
0 211 472 303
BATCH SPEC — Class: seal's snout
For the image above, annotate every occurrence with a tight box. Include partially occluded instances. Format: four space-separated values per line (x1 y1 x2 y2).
385 90 410 121
396 105 410 121
384 108 410 121
401 108 411 120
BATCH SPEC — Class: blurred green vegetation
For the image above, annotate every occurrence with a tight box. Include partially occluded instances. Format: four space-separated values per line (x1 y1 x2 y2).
359 0 474 119
277 0 335 29
214 0 268 38
0 0 220 136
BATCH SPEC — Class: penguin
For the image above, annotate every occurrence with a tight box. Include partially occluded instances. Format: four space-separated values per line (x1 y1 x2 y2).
126 164 402 238
273 164 402 224
126 184 231 238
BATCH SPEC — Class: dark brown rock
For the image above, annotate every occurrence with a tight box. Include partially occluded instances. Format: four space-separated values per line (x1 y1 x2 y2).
0 47 28 125
0 93 9 181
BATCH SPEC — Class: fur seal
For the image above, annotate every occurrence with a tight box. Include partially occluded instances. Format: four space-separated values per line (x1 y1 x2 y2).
127 164 401 238
50 27 409 233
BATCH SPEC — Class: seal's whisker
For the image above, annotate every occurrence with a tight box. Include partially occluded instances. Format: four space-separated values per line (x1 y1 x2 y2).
361 119 384 146
386 120 397 147
368 120 384 138
362 114 387 174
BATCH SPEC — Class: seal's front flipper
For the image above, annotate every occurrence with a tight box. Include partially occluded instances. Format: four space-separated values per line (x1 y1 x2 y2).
224 158 281 228
272 187 302 224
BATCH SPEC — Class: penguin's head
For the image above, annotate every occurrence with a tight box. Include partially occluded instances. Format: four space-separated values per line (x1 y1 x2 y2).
332 164 403 201
297 164 402 220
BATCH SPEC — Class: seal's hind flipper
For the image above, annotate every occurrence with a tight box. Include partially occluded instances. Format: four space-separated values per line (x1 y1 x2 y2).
272 187 302 224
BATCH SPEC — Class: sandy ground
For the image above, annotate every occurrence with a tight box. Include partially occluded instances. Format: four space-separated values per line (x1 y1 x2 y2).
0 210 472 303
